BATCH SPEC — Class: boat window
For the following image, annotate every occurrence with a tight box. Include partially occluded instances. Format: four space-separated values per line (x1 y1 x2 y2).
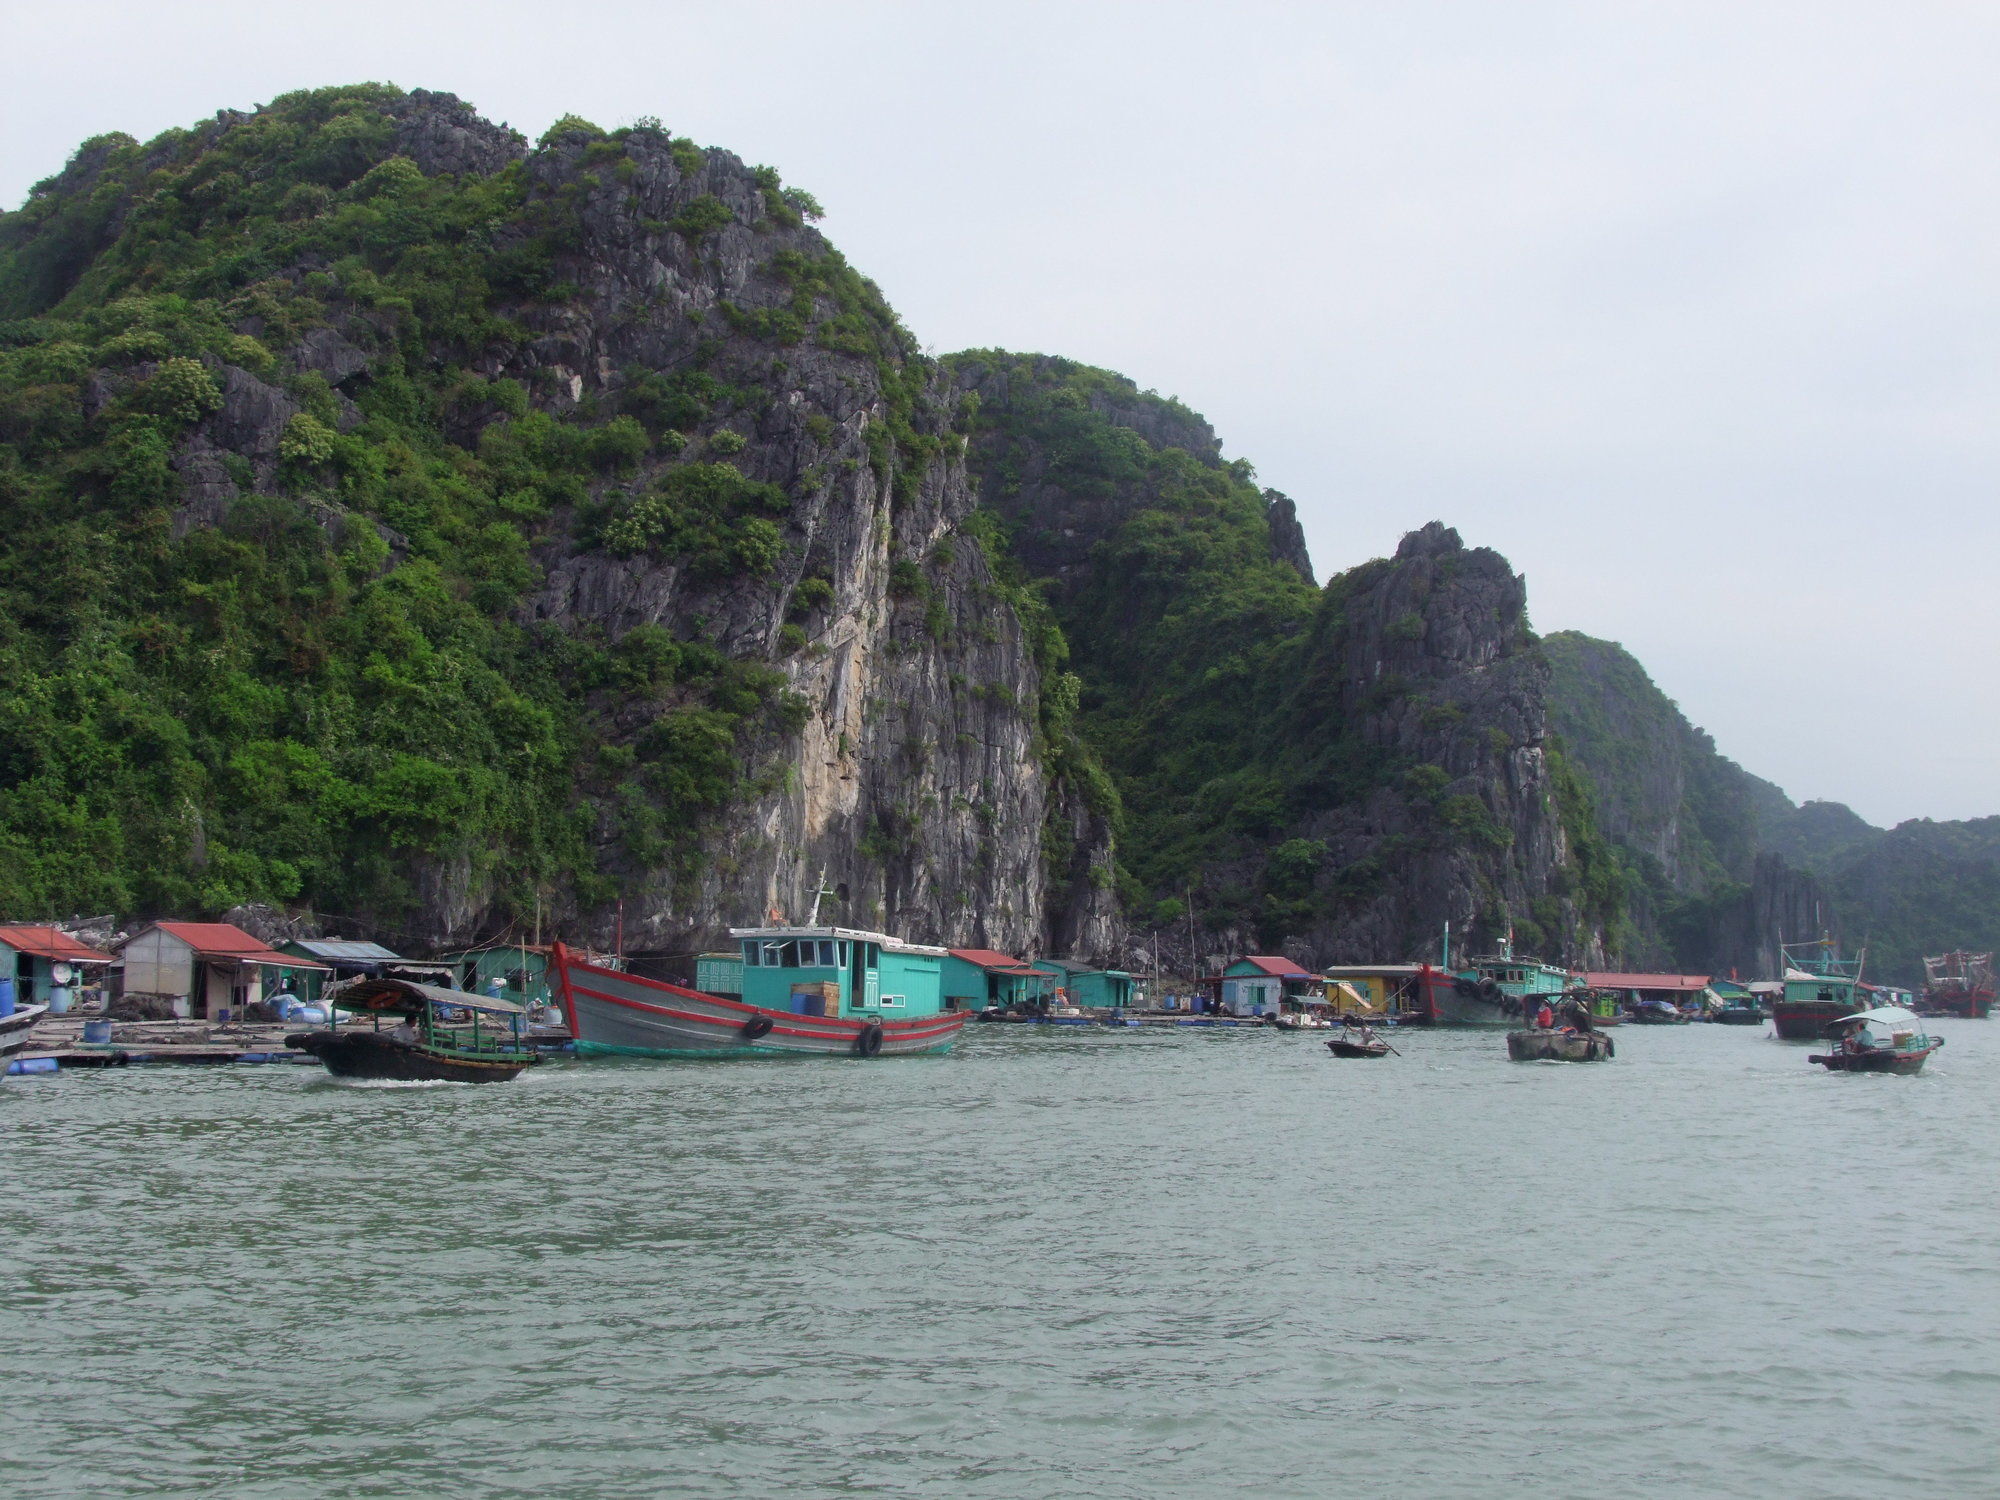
866 944 879 970
837 941 850 967
818 940 839 966
743 943 761 966
880 993 905 1008
763 942 787 967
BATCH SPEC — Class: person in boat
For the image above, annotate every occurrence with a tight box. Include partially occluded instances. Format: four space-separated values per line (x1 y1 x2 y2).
1535 1001 1554 1029
389 1015 419 1045
1560 998 1597 1035
1840 1020 1870 1055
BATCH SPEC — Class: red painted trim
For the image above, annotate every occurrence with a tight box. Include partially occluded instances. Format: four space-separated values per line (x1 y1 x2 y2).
552 939 579 1036
569 980 967 1046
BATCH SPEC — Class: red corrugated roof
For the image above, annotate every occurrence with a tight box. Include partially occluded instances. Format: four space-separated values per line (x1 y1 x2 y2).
948 947 1050 975
142 922 328 968
0 925 115 963
1584 972 1711 991
1234 955 1315 978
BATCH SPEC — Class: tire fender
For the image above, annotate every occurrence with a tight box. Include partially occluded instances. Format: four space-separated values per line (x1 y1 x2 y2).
855 1022 885 1058
741 1014 774 1041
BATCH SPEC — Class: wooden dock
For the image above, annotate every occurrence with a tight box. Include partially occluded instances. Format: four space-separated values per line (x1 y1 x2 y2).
7 1014 576 1071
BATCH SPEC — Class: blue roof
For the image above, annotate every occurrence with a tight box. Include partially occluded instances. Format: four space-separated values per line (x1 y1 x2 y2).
289 939 402 961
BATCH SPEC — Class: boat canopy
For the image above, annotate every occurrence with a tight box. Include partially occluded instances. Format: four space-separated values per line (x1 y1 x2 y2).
335 976 526 1016
1832 1006 1922 1029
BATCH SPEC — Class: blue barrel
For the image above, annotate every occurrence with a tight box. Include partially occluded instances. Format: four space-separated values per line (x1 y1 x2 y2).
0 975 14 1017
5 1057 58 1075
82 1018 112 1045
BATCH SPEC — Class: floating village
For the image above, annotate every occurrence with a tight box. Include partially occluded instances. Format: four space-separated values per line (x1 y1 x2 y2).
1 909 1988 1082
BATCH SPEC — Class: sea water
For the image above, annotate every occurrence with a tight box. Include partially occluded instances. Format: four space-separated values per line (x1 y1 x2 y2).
3 1022 1995 1498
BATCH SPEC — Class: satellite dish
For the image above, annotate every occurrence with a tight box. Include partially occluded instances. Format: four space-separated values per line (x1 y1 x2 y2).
51 961 75 984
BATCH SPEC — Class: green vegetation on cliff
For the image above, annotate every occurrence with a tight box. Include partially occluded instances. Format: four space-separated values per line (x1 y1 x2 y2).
0 86 817 926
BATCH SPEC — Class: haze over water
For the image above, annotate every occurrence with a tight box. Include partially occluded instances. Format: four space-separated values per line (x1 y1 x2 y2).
5 1025 1996 1497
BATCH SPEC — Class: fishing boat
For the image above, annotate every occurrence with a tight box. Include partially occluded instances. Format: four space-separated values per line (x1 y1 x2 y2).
553 929 969 1059
1919 951 1994 1019
1443 943 1575 1026
1809 1006 1943 1075
1713 999 1764 1025
1772 940 1867 1040
1506 1027 1615 1062
285 978 537 1082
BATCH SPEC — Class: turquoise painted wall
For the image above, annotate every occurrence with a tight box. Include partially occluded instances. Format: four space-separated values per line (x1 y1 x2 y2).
737 935 945 1018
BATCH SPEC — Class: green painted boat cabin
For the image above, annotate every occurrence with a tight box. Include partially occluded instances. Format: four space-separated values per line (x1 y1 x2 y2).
1039 957 1135 1010
733 926 949 1018
695 951 745 996
941 948 1059 1011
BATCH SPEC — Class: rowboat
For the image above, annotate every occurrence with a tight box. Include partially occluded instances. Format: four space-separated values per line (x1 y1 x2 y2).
286 978 537 1082
552 932 968 1059
1326 1031 1391 1058
1506 1028 1614 1062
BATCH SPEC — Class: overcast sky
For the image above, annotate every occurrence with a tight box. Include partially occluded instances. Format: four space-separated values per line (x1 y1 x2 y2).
7 2 1996 826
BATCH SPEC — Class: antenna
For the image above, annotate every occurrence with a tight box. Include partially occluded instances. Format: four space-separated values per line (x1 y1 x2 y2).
805 867 836 927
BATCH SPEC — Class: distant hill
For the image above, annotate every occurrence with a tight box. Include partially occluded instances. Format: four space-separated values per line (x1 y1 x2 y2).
1545 631 1996 985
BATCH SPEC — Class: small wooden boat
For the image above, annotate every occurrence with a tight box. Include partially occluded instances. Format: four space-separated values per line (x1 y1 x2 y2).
1629 999 1690 1025
1507 1027 1614 1061
1325 1027 1393 1058
0 1003 50 1059
286 978 537 1082
1809 1006 1943 1076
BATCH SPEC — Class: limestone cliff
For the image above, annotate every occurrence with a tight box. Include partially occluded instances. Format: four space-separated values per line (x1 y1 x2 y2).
0 88 1118 958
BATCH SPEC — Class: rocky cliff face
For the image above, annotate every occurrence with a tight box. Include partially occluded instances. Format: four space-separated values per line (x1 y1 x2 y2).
1268 524 1602 966
0 88 1118 959
951 348 1610 971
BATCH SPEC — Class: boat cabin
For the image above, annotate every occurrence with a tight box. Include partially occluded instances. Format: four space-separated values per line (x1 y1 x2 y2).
734 926 949 1018
695 950 745 996
116 922 328 1021
0 925 116 1009
940 948 1058 1011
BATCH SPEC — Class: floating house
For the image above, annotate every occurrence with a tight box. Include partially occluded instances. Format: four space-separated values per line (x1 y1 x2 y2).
1213 956 1323 1017
439 942 622 1008
116 921 328 1021
940 948 1060 1011
695 950 745 996
1583 971 1714 1011
734 926 948 1017
1037 957 1135 1010
276 939 457 1004
1320 964 1425 1014
0 926 117 1008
